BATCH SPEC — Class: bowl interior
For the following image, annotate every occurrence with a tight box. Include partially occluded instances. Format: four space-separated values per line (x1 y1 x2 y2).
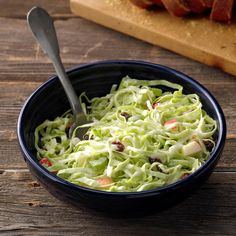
19 61 225 183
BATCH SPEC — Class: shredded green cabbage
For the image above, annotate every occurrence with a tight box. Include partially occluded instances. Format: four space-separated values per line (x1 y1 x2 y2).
35 76 217 192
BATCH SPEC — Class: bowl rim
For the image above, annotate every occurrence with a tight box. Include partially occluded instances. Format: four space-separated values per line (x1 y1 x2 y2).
17 60 227 197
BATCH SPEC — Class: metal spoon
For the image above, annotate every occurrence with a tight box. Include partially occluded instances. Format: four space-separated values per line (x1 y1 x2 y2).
27 6 87 139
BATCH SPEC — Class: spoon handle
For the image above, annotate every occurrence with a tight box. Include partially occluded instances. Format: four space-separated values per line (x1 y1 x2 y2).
27 7 82 120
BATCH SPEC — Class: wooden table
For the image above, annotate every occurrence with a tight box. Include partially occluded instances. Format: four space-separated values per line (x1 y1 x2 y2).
0 1 235 235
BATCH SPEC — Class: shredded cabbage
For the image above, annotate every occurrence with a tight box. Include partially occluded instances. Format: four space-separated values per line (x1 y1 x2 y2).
35 76 217 192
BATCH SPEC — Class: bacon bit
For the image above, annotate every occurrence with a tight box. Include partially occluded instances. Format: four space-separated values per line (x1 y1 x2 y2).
97 177 113 186
181 173 190 179
120 112 130 121
164 118 177 125
51 170 58 174
39 158 52 167
112 141 125 152
164 118 177 131
152 102 160 109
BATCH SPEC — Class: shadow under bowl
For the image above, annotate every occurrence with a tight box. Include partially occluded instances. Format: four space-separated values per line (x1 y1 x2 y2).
17 60 226 214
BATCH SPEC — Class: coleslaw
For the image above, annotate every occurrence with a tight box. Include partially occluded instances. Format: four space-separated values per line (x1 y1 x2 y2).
35 76 217 192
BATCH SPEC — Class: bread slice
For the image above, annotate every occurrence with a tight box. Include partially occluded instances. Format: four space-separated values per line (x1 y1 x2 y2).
161 0 191 16
185 0 209 13
210 0 235 23
203 0 214 8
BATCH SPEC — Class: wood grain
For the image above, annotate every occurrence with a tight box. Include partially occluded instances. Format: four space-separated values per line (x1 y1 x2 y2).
0 0 73 19
0 170 235 236
0 18 235 134
0 0 236 235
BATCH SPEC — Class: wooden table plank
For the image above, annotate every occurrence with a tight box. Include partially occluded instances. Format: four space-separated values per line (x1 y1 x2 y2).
0 17 235 121
0 17 236 78
0 17 235 84
0 0 72 19
0 170 235 236
0 16 235 84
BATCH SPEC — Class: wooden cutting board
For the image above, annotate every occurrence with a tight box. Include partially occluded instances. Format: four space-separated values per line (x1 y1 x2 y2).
70 0 236 76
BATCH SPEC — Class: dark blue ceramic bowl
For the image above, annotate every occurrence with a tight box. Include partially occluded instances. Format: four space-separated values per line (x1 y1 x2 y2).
17 60 226 213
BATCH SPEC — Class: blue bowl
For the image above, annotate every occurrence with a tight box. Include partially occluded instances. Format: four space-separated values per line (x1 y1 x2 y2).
17 60 226 213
